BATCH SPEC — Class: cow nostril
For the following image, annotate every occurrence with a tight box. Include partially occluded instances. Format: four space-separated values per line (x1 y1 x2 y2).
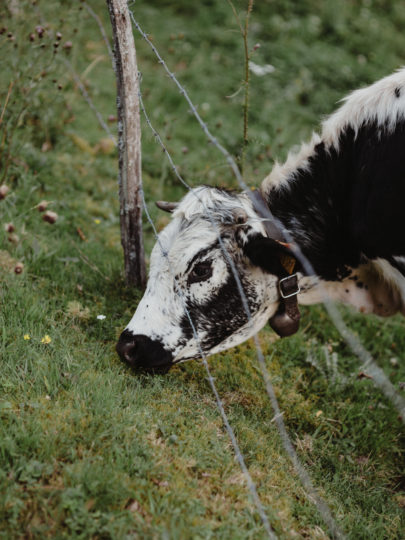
116 331 173 373
121 340 137 363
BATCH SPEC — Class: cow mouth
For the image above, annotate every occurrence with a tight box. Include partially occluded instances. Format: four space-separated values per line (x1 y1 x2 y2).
138 362 174 375
116 331 174 374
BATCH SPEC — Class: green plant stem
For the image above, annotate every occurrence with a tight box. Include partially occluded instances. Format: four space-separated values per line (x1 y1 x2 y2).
228 0 254 178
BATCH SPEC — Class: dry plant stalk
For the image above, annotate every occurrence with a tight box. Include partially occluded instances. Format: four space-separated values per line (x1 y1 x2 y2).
106 0 146 288
228 0 254 177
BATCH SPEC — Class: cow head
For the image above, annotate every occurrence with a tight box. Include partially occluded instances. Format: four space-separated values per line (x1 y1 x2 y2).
116 186 289 373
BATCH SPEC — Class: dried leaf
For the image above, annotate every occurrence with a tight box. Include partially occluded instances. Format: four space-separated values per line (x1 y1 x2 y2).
66 301 90 320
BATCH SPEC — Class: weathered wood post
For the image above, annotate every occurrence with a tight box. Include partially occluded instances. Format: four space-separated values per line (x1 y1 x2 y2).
106 0 146 288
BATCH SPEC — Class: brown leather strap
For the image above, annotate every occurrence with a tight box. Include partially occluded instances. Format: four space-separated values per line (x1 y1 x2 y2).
269 274 301 337
249 188 301 338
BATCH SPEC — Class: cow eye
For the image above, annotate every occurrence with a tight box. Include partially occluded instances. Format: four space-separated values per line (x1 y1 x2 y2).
189 261 213 283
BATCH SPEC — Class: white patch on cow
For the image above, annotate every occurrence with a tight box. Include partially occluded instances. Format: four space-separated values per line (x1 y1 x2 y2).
262 66 405 194
298 259 405 317
298 273 376 313
323 67 405 149
372 259 405 315
262 133 321 193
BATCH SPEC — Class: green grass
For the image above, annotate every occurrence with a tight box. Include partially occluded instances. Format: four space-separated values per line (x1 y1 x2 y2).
1 0 405 538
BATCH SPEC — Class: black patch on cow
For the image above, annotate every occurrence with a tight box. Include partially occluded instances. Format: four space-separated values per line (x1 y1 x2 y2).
266 119 405 280
179 267 258 352
184 241 219 276
395 87 401 98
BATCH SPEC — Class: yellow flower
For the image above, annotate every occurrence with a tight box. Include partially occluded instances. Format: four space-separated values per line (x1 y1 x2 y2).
94 219 101 224
23 334 31 341
41 335 52 344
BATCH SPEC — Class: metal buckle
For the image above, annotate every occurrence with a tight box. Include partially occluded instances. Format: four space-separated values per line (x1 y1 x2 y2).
279 273 300 299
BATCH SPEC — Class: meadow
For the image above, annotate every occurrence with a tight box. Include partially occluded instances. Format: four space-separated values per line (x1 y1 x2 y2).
0 0 405 538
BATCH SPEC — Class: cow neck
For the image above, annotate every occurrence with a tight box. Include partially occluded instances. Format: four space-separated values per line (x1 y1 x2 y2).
261 135 365 282
249 188 301 338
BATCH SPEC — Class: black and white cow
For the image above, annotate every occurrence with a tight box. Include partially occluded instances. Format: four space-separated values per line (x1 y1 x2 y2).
116 68 405 373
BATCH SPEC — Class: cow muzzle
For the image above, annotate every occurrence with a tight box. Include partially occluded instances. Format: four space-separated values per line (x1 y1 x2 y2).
116 330 174 374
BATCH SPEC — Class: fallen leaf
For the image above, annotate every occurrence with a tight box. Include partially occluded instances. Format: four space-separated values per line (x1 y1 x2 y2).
358 372 373 380
67 301 90 320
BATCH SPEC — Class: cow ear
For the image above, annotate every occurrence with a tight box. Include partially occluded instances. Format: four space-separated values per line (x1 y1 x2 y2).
243 233 296 275
155 201 178 213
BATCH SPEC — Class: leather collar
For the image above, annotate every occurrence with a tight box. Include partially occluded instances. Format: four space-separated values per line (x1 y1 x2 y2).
249 189 301 338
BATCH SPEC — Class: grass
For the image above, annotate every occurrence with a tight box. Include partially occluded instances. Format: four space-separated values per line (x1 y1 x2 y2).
1 0 405 538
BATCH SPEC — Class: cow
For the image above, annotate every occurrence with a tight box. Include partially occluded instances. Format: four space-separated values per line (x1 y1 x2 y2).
116 68 405 373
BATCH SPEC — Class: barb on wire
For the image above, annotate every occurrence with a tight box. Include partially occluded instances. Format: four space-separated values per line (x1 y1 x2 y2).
130 12 405 428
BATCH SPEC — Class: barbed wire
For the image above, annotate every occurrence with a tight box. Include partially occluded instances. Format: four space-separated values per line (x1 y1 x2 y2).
129 11 405 426
70 17 278 533
81 6 404 538
137 84 345 540
82 7 346 537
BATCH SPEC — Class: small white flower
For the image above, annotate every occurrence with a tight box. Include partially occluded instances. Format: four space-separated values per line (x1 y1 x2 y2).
249 61 275 76
96 314 106 320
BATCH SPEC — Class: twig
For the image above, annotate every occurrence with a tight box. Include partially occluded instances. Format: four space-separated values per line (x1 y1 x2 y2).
73 243 110 281
61 57 116 145
227 0 254 176
0 81 14 126
83 2 115 69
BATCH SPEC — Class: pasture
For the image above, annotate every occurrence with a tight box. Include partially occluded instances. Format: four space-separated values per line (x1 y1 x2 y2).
1 0 405 537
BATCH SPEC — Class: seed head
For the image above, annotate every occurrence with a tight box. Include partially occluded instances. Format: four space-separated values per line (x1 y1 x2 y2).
0 185 10 199
43 210 58 224
35 25 45 38
37 200 49 212
14 262 24 274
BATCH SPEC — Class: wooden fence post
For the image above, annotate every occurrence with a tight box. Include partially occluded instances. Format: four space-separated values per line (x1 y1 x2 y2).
106 0 146 288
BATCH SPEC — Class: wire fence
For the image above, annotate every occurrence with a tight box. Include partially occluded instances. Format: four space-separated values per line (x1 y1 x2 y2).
129 10 405 427
137 88 344 539
76 3 405 538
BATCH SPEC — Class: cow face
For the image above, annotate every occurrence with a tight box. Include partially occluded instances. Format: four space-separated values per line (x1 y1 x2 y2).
116 187 281 373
